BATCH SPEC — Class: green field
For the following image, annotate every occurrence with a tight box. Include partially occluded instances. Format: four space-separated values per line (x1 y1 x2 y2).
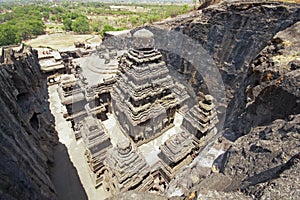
0 2 194 46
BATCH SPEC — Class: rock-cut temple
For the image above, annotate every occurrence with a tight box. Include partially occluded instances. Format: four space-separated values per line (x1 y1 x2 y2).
111 29 179 144
57 28 219 194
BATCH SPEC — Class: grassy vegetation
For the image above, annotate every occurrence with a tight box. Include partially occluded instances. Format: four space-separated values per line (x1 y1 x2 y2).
0 5 45 45
0 2 193 46
87 4 191 29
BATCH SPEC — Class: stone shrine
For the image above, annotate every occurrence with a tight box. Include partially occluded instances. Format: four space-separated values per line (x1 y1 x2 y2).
181 95 218 140
103 138 152 193
111 29 179 144
80 116 112 187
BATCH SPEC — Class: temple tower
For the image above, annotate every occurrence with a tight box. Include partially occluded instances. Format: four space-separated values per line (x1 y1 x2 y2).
103 138 152 193
80 115 112 187
111 29 179 143
181 95 219 139
158 131 199 169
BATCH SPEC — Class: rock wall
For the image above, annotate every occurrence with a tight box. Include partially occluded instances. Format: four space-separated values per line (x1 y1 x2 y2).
155 1 300 100
147 1 300 199
0 46 58 200
225 21 300 139
214 22 300 198
221 115 300 198
153 0 300 135
184 1 299 71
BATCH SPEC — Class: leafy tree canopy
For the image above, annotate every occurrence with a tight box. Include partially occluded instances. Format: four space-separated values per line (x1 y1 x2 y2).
0 5 45 46
72 16 90 34
0 24 21 46
63 18 73 31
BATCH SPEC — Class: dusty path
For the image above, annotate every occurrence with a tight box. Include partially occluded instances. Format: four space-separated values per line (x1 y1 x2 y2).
85 34 101 44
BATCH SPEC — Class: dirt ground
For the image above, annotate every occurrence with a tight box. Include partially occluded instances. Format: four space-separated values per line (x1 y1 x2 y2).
25 33 101 50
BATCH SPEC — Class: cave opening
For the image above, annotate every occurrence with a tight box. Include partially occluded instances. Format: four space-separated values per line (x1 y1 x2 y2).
30 112 39 131
16 92 31 112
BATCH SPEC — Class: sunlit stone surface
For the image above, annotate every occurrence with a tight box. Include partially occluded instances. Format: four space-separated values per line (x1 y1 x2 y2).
55 28 219 196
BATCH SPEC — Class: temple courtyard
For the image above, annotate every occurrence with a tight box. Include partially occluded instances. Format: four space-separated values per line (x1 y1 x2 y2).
45 28 227 199
49 84 110 200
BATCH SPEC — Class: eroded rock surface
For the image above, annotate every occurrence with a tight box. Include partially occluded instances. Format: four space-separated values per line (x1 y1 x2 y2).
225 21 300 140
222 115 300 198
0 46 58 200
155 1 300 101
152 2 300 199
216 21 300 198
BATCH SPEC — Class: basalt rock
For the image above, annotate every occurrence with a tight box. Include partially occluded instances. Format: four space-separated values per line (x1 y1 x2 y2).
189 17 300 200
219 115 300 198
187 20 300 200
0 46 58 200
225 21 300 140
155 1 300 101
150 1 300 199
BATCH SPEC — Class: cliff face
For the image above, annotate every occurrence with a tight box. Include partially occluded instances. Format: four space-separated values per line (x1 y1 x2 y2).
225 21 300 139
221 114 300 198
0 47 58 200
150 1 300 199
154 0 300 135
214 21 300 199
183 1 299 71
156 1 300 99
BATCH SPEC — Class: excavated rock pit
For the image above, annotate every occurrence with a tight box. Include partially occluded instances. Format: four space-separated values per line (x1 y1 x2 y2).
0 1 299 200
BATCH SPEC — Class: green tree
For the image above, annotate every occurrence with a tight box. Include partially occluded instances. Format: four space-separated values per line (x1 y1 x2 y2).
90 22 100 32
0 24 20 46
50 15 57 22
0 4 46 45
42 12 50 20
70 12 80 20
50 6 65 14
182 4 189 13
63 18 73 31
72 17 90 33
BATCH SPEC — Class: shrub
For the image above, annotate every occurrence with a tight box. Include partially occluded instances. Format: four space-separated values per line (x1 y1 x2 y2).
72 17 90 34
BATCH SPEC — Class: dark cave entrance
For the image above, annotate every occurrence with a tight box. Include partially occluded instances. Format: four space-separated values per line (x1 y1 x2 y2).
30 112 39 130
